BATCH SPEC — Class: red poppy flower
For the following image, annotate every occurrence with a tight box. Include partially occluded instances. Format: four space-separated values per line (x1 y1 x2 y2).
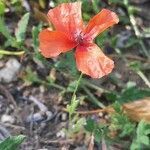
39 2 119 78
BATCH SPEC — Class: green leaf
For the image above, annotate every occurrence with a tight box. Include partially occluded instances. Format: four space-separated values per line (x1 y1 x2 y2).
0 1 5 15
23 67 41 85
71 118 86 133
94 128 103 142
107 85 150 104
130 120 150 149
109 0 124 5
119 87 150 103
140 136 149 145
110 103 135 138
85 118 108 142
0 135 25 150
15 13 30 42
32 24 42 51
0 17 14 41
84 118 95 133
113 102 122 113
55 51 78 76
128 61 141 72
105 92 118 102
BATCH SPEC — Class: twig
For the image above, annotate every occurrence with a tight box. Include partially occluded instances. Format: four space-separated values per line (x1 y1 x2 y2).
0 123 25 131
0 125 11 140
0 84 23 124
40 139 74 145
102 138 107 150
88 134 94 150
29 96 48 112
61 107 114 115
0 85 18 107
77 108 113 115
82 86 105 108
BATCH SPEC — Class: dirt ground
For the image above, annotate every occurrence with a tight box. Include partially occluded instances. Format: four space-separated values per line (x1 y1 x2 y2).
0 0 150 150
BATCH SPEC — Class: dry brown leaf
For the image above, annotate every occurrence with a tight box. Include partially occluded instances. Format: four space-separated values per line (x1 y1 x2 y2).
123 97 150 122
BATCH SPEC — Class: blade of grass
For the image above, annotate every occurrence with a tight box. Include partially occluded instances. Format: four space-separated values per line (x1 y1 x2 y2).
137 71 150 88
123 0 150 58
82 86 105 108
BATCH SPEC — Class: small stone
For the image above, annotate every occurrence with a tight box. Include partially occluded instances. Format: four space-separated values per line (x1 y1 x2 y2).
0 58 21 83
61 113 67 121
1 114 15 124
0 126 11 140
116 30 131 48
104 115 110 120
74 146 87 150
39 85 45 93
0 61 4 68
49 1 55 7
98 112 103 117
56 130 65 138
26 112 44 123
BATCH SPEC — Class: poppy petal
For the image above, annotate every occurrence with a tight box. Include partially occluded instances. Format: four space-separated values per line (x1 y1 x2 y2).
84 9 119 41
75 43 114 78
47 2 84 39
39 29 76 58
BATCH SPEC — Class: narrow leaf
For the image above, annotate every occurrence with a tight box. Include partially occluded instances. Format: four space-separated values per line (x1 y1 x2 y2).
0 135 26 150
0 17 14 40
15 13 30 42
0 50 24 56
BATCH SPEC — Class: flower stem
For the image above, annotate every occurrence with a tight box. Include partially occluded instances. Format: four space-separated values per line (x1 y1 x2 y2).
71 73 83 101
69 73 83 123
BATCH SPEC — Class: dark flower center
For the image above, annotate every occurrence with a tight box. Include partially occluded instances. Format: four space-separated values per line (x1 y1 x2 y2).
77 34 84 45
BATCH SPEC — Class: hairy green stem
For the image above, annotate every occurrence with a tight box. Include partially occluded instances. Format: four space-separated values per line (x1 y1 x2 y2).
69 73 83 123
71 73 83 101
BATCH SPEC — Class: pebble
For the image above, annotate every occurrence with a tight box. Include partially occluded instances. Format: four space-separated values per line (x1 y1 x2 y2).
0 58 21 83
0 125 11 140
116 30 132 48
1 114 15 124
56 130 65 138
61 113 67 121
98 112 103 117
74 146 87 150
26 111 53 123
